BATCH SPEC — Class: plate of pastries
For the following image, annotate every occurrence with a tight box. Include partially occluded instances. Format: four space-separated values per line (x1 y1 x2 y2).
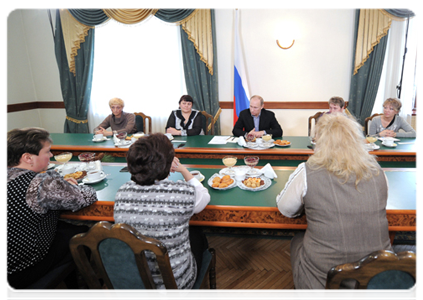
208 174 237 190
237 176 271 191
64 171 87 182
273 139 291 147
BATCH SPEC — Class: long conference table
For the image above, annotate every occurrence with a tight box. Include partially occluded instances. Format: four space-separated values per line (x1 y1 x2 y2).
60 163 416 243
49 133 417 163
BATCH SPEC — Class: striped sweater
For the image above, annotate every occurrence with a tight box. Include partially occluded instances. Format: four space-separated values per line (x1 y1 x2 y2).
114 179 198 289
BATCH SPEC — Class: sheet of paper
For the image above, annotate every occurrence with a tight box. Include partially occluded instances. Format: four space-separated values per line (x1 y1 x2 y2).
208 136 231 144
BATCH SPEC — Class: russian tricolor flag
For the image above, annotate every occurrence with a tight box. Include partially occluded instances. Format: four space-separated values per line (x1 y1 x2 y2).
233 9 250 125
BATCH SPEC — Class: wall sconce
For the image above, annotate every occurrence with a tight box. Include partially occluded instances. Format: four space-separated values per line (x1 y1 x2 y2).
276 39 295 49
275 22 297 50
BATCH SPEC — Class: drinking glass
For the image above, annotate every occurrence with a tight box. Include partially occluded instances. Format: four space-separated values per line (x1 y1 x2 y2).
54 152 72 167
244 156 259 175
245 134 255 143
366 134 378 148
116 131 127 145
222 156 237 175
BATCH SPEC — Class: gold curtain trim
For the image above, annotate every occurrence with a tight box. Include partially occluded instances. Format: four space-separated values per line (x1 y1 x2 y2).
60 10 93 76
102 9 158 24
353 9 392 75
181 9 214 75
379 9 414 22
66 116 88 124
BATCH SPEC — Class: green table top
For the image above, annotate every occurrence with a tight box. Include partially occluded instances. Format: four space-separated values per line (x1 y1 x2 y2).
49 133 417 153
90 164 415 210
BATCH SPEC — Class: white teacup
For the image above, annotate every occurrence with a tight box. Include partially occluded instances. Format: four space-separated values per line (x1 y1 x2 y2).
234 169 247 182
61 165 75 175
190 170 203 181
94 133 104 141
87 170 102 181
383 137 395 146
235 174 245 182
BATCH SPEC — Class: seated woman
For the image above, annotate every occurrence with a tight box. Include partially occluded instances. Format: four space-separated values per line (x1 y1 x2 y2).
7 128 97 289
114 133 210 289
165 95 204 136
369 98 416 138
94 97 137 136
276 114 393 289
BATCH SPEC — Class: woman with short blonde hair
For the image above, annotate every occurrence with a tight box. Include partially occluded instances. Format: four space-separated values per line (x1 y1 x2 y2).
95 97 137 136
369 98 415 138
277 114 392 289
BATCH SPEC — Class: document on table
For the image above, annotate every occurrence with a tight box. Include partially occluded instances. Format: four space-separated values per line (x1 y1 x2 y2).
208 136 232 144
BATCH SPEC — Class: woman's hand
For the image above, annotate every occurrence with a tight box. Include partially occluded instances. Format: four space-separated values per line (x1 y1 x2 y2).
96 127 113 136
170 157 194 181
379 130 396 137
170 157 180 173
64 177 78 185
166 127 181 136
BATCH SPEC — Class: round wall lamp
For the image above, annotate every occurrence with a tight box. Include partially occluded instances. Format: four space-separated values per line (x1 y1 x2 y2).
276 39 295 49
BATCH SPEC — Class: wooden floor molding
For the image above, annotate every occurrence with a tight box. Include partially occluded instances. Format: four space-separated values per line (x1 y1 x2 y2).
207 234 295 289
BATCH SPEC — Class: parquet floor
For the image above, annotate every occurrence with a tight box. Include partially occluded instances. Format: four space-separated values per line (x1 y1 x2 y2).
206 234 295 289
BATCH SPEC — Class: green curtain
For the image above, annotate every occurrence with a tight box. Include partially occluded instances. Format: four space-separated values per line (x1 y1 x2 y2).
348 10 388 126
180 10 221 135
54 10 95 133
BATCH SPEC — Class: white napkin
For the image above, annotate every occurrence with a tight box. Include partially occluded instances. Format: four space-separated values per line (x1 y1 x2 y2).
237 136 246 147
260 163 277 179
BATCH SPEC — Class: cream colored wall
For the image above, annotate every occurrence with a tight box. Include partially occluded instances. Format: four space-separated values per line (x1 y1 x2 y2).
7 9 63 132
216 9 355 136
7 9 355 135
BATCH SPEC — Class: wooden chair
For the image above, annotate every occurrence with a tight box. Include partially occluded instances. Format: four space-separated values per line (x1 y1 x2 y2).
308 112 324 136
364 113 383 135
134 112 152 134
326 250 416 289
69 221 216 289
201 111 214 135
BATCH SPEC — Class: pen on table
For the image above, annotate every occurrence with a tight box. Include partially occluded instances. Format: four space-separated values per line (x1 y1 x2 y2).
226 136 232 141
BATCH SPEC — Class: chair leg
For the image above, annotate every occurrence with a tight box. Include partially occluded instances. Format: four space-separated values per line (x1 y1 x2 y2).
208 248 216 289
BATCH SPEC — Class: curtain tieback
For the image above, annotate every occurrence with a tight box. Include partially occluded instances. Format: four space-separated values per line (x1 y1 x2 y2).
66 116 88 124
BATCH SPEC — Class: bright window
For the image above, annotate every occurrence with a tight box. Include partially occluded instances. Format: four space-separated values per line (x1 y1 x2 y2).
88 17 187 133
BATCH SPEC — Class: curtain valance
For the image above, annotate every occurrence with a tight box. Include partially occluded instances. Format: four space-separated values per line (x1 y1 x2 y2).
181 9 214 75
102 9 158 24
382 9 415 20
353 9 415 75
60 8 213 75
68 9 109 26
59 10 92 75
155 9 197 24
353 9 391 75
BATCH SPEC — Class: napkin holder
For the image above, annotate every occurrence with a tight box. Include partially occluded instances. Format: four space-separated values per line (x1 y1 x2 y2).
237 136 246 147
260 163 277 179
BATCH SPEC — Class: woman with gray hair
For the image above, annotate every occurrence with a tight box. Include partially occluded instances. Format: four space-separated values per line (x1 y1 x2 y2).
95 97 137 136
276 114 392 289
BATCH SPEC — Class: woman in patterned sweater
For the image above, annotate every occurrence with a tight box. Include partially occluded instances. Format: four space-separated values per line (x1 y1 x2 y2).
114 133 210 289
7 128 97 288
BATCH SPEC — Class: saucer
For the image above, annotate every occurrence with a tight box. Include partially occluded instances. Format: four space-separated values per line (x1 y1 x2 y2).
190 171 205 182
382 143 397 148
93 137 107 142
82 172 107 184
114 140 132 147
